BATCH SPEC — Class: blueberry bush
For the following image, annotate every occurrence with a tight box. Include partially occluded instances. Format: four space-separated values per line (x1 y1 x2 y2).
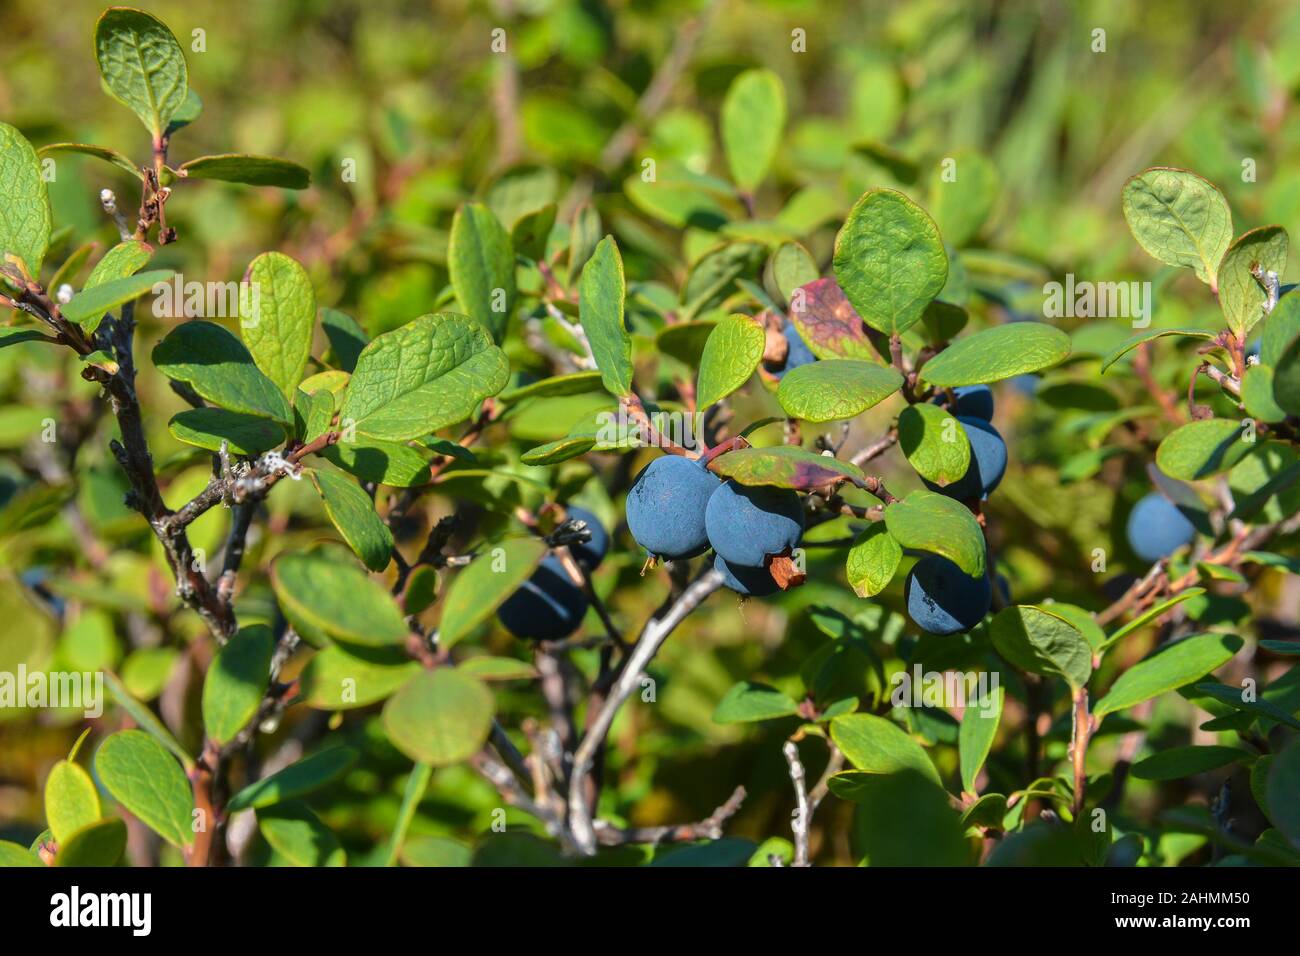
1 2 1298 869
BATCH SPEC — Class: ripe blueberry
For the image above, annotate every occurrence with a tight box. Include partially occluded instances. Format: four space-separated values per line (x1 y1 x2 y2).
704 480 804 568
497 555 589 641
626 454 720 560
714 554 781 597
563 505 608 571
904 554 992 635
941 384 994 422
1125 492 1196 563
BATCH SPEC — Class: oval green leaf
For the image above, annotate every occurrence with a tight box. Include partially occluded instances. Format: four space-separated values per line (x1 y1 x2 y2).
1121 167 1233 286
94 7 189 138
833 188 948 335
777 359 903 422
94 729 193 848
310 469 394 572
898 402 971 486
883 490 986 578
271 550 409 647
340 313 508 442
1155 418 1258 480
579 236 632 397
921 322 1071 387
697 313 765 409
382 668 496 767
202 624 275 746
438 536 548 649
448 202 515 343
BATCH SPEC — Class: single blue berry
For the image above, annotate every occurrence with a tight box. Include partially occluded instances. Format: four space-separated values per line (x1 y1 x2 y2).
904 554 992 635
1125 492 1196 563
564 505 608 571
714 554 781 597
705 480 804 567
497 555 589 641
626 454 720 560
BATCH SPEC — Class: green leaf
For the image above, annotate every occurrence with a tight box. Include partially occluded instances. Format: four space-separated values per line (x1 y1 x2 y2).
770 241 819 306
167 86 202 133
45 760 102 844
787 277 878 361
884 490 986 578
240 251 315 399
152 321 293 425
72 239 154 332
438 537 547 650
202 624 275 746
846 524 901 598
385 762 434 867
898 402 971 486
989 605 1092 690
61 269 173 327
448 202 515 342
271 550 409 647
54 818 127 867
320 307 367 373
1100 588 1206 651
0 328 50 349
721 68 785 190
929 150 998 247
180 153 310 189
511 202 556 262
1241 365 1286 423
838 770 968 865
521 435 597 465
1121 167 1233 286
457 656 537 681
1217 226 1288 337
94 7 189 138
1266 741 1300 846
94 730 194 847
340 313 509 441
382 668 496 767
295 386 334 443
579 236 632 397
498 370 603 403
1093 632 1243 718
921 322 1071 387
777 359 903 422
833 188 948 335
1099 327 1218 374
256 801 345 867
959 685 1004 793
1156 418 1258 480
1193 681 1300 731
310 470 393 572
0 122 53 275
298 644 421 710
680 241 766 320
0 840 41 866
169 407 285 456
696 313 765 409
708 444 867 491
830 713 940 784
226 746 358 812
320 437 431 487
567 201 601 282
102 671 193 768
38 142 143 181
1132 745 1247 781
1269 310 1300 418
712 681 800 723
